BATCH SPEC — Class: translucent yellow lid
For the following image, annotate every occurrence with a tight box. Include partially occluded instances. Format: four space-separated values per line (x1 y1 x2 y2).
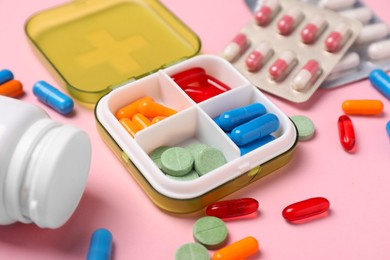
25 0 201 104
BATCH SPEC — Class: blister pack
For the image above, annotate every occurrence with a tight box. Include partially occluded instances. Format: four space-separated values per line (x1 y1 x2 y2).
245 0 390 89
305 0 390 88
223 0 361 103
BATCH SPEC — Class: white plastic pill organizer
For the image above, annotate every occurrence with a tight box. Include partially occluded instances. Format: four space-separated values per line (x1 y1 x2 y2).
224 0 361 103
245 0 390 89
96 55 297 200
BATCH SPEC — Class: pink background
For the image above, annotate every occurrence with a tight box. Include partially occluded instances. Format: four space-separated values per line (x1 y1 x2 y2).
1 0 390 259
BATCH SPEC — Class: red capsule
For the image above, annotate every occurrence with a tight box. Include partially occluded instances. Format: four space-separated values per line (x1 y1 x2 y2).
206 198 259 219
338 115 356 152
171 67 207 86
282 197 330 222
183 86 219 103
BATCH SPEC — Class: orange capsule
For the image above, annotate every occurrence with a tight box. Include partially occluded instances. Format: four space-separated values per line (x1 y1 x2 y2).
212 236 259 260
0 79 23 98
119 118 139 138
132 113 151 130
115 96 154 120
342 99 384 115
138 99 177 118
151 116 166 124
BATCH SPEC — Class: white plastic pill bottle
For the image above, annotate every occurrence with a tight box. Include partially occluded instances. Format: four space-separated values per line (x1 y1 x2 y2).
0 96 91 228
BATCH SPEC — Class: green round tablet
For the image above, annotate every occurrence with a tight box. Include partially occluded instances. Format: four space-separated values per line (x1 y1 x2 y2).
193 216 228 249
161 147 194 177
175 243 209 260
150 146 171 169
186 143 210 160
290 115 315 141
194 147 227 176
167 170 199 181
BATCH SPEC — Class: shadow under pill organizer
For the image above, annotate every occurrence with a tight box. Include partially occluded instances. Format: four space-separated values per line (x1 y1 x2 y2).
225 0 361 103
96 55 298 213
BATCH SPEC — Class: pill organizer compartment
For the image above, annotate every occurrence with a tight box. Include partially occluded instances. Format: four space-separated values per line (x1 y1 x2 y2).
229 0 361 103
96 55 298 213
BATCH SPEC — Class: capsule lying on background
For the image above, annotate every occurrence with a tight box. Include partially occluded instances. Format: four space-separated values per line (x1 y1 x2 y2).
342 100 384 115
0 69 14 85
338 115 356 152
282 197 330 222
212 236 259 260
369 69 390 100
33 80 74 115
0 79 23 98
206 198 259 219
87 228 113 260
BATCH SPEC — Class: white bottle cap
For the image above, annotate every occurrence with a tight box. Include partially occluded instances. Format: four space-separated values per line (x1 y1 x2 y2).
5 118 91 228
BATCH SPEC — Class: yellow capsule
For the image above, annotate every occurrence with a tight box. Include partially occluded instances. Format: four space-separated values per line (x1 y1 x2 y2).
342 99 384 115
119 118 139 138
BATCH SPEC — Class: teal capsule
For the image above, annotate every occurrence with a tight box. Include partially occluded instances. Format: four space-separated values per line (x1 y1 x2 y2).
33 81 74 115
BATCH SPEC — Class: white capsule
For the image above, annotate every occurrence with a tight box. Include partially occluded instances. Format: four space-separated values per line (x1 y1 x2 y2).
355 23 390 45
326 52 360 80
340 7 373 25
222 33 249 62
318 0 357 11
292 60 321 91
368 39 390 60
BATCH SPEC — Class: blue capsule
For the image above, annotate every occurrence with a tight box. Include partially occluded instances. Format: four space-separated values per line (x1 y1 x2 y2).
369 69 390 100
386 120 390 138
239 135 276 155
33 80 74 115
87 228 113 260
218 103 267 131
0 69 14 85
230 113 279 146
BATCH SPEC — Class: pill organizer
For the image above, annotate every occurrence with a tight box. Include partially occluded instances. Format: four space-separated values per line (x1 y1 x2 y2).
227 0 361 103
96 55 297 213
25 0 201 104
25 0 298 213
245 0 390 89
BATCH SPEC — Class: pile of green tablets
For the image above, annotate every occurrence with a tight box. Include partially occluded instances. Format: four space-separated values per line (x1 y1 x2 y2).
150 143 227 180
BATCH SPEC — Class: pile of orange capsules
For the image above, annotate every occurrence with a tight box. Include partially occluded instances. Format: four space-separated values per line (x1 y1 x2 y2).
115 96 177 138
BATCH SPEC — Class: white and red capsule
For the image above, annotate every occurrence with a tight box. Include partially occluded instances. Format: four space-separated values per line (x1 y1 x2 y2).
292 60 322 91
324 22 352 53
268 50 297 81
301 15 328 44
277 7 304 35
222 33 249 62
255 0 281 26
245 42 273 71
